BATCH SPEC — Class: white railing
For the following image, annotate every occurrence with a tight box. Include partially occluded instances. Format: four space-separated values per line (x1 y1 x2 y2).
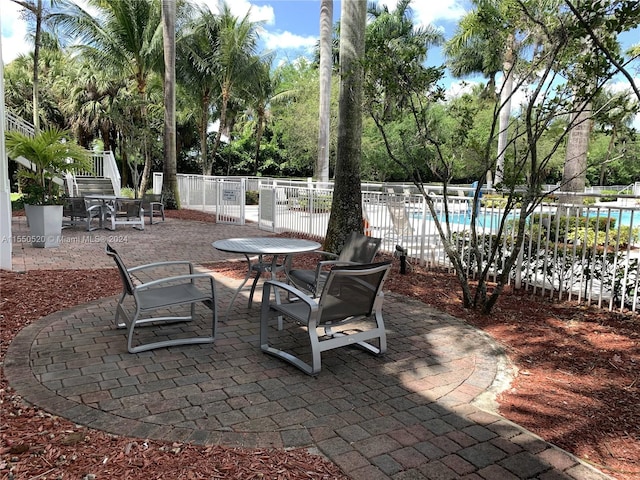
4 111 121 196
158 173 640 314
100 151 121 196
76 151 121 196
5 110 35 137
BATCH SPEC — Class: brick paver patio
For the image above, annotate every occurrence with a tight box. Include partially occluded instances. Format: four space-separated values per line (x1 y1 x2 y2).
4 215 612 479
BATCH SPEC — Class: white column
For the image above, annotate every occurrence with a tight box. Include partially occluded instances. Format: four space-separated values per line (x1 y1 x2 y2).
0 27 13 271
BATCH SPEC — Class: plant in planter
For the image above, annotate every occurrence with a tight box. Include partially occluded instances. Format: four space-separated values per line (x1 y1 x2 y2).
6 127 92 248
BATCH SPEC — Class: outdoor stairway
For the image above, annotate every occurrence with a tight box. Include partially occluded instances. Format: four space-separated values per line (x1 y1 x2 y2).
5 109 121 196
72 177 116 196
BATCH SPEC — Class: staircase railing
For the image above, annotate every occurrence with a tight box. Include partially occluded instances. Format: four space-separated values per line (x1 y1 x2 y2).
5 110 35 137
5 109 121 196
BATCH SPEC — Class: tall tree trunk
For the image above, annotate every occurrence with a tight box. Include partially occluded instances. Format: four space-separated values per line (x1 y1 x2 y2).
209 89 229 176
494 33 515 187
324 0 366 253
161 0 179 209
561 101 591 204
199 95 209 175
316 0 333 184
253 106 265 176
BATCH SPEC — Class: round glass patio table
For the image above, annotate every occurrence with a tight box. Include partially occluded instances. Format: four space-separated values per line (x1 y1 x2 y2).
212 237 321 320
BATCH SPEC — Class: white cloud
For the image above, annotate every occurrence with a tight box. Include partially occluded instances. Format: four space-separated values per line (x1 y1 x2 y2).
445 79 479 99
200 0 275 25
374 0 467 27
1 2 30 64
601 78 640 130
261 30 317 52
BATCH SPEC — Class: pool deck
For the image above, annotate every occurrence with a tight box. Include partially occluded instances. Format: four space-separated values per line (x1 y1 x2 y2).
3 214 614 480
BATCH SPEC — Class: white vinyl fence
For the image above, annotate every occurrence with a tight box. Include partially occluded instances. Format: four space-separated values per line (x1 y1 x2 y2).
159 173 640 314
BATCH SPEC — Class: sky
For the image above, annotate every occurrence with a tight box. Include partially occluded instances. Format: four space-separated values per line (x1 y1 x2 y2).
0 0 469 88
1 0 638 116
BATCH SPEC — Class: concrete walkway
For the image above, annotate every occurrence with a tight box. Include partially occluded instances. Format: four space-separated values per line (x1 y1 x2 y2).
4 215 612 479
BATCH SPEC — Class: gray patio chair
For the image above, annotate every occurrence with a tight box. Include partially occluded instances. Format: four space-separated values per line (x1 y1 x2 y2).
141 193 165 224
62 196 102 231
287 231 381 297
104 198 144 230
105 244 217 353
260 261 392 375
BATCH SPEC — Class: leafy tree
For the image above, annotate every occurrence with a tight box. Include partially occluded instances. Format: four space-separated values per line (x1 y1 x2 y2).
178 3 222 175
9 0 69 131
269 60 323 176
444 0 537 187
208 2 262 175
54 0 164 195
4 32 69 131
364 0 640 314
239 55 276 176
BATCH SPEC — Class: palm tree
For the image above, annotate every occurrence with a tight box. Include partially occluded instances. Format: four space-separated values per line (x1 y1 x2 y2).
316 0 333 183
209 2 262 175
10 0 48 131
161 0 179 208
58 58 124 150
241 55 275 176
444 0 528 187
366 0 443 119
54 0 164 195
324 0 367 253
178 4 221 175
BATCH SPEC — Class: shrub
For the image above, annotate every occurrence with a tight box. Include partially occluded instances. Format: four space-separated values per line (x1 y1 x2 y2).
246 190 259 205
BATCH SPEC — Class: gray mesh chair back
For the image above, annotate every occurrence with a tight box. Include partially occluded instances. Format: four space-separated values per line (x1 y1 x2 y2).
142 193 165 224
104 198 144 230
261 261 392 375
62 197 101 231
287 231 382 296
336 232 382 264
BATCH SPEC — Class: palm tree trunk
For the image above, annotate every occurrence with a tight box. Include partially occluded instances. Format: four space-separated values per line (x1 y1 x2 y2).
559 101 591 212
324 0 366 253
210 88 229 176
495 33 515 187
562 101 591 193
32 0 43 132
316 0 333 184
161 0 179 208
253 108 264 176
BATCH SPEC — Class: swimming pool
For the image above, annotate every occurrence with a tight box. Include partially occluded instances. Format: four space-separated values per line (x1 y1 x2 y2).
415 208 639 229
413 210 515 228
588 209 638 228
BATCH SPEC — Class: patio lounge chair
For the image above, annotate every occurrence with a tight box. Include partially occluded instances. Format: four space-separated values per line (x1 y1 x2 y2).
287 231 382 297
105 244 218 353
62 196 102 231
141 193 165 224
260 261 392 375
104 198 145 230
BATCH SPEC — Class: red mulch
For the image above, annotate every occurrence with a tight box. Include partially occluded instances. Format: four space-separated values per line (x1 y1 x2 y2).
1 208 639 479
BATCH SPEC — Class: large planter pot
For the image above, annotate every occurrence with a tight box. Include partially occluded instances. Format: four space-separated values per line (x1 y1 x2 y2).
24 204 63 248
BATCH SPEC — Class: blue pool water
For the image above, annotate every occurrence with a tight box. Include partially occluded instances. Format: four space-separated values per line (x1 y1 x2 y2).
414 210 512 228
415 209 639 228
588 209 638 228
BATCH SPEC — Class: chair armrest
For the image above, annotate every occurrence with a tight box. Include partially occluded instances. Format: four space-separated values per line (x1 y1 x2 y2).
128 260 196 275
313 250 339 259
86 204 102 213
263 280 317 308
314 259 360 279
135 273 214 291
